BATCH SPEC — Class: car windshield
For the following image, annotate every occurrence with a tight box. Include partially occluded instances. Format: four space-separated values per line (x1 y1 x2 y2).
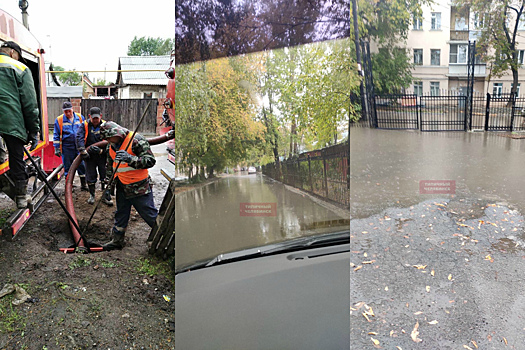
174 0 350 270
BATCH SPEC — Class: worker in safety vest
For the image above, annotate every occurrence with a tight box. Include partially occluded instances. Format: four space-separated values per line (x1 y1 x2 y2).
75 106 113 206
0 41 40 208
99 121 158 250
53 101 88 190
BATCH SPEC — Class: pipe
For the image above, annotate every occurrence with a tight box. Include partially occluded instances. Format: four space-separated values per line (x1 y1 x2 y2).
64 134 173 250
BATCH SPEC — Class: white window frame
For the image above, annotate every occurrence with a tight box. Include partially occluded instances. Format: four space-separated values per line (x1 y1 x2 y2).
511 83 521 97
414 81 423 96
431 49 440 66
518 50 524 65
493 83 503 97
430 82 440 96
431 12 441 30
414 49 423 65
413 16 423 30
450 44 468 64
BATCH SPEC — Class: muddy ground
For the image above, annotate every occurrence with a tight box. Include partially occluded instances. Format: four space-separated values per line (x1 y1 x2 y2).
0 147 178 349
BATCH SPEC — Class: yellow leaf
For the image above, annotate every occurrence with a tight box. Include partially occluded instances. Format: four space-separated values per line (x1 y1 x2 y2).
426 286 431 293
371 337 380 345
364 252 368 257
431 270 435 276
354 265 363 271
485 254 492 261
413 264 427 270
396 347 402 350
362 312 371 322
368 332 378 335
411 321 422 342
503 337 508 345
448 274 453 280
414 311 423 315
463 346 473 350
471 340 478 348
362 260 376 264
390 330 394 337
428 320 438 325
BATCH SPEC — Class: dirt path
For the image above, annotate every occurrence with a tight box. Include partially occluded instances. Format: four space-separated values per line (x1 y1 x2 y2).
0 177 174 349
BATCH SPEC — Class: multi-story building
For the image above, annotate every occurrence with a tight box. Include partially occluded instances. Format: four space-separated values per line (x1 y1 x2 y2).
403 0 525 97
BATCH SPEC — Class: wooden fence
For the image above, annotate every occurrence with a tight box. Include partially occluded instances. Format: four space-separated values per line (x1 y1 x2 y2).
148 179 175 259
47 98 159 135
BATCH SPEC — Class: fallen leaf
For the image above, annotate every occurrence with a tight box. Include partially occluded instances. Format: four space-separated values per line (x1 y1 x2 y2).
428 320 438 325
354 265 363 271
371 337 380 345
413 264 427 270
353 301 366 309
471 340 478 348
503 337 508 345
385 286 389 291
431 270 435 276
414 311 423 315
362 312 371 322
390 330 394 337
368 331 378 335
362 260 376 264
426 286 431 293
411 321 422 342
364 252 368 257
350 262 355 268
448 274 453 281
463 346 473 350
362 231 368 234
485 254 492 261
396 347 402 350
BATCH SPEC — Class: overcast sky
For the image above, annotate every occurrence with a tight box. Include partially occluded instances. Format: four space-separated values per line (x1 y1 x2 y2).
2 1 175 83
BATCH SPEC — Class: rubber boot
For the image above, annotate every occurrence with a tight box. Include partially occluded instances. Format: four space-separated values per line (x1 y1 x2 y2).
80 176 89 191
103 229 125 251
15 180 28 209
87 184 96 204
102 190 113 206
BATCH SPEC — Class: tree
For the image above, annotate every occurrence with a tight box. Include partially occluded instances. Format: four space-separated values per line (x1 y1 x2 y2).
127 36 174 56
453 0 524 98
356 0 432 94
53 65 82 86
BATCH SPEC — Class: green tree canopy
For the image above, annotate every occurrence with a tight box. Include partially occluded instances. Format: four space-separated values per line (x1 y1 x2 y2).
53 65 82 86
127 36 174 56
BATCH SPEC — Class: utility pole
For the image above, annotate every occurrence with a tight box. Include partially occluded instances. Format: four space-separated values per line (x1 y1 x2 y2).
19 0 29 30
351 0 367 125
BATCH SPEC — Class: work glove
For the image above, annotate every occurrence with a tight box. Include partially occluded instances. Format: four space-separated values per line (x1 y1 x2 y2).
115 150 135 164
166 129 174 140
54 149 61 157
27 132 39 151
88 145 103 155
80 150 90 160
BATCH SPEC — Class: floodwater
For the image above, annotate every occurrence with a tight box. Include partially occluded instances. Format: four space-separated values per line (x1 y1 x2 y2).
350 127 525 219
175 174 348 269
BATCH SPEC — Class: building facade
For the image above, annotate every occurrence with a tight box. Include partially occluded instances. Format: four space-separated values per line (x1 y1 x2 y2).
404 0 525 96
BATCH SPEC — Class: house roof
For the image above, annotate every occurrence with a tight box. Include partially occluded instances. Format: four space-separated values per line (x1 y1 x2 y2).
47 86 83 98
117 56 170 86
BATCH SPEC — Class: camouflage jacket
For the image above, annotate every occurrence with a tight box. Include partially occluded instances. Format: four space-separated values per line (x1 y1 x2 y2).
105 133 156 198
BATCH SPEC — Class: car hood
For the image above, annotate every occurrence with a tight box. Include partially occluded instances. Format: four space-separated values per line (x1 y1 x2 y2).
175 243 350 349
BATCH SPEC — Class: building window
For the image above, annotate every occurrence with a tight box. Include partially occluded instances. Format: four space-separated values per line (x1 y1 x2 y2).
414 81 423 96
414 49 423 65
455 17 468 31
450 44 468 64
512 83 521 97
143 92 153 99
413 16 422 30
493 83 503 97
431 12 441 30
473 13 486 29
518 50 524 65
430 82 440 96
431 49 441 65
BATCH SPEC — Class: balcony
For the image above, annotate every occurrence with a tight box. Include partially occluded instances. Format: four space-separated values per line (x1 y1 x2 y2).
448 64 486 77
450 30 469 41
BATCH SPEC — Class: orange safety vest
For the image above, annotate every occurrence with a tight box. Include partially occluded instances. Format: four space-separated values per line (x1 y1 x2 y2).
109 133 149 185
82 119 106 144
56 113 85 151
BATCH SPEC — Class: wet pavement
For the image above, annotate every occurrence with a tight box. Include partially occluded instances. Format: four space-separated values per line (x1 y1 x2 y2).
175 174 348 270
350 128 525 349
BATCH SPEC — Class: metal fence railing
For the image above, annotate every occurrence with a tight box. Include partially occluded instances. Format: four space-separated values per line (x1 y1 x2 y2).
262 142 349 208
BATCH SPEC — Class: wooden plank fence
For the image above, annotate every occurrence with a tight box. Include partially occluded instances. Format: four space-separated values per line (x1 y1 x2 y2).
148 179 175 259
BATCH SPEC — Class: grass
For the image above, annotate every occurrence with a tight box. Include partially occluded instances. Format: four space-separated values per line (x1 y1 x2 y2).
0 294 26 333
0 208 15 227
68 256 92 270
135 257 174 283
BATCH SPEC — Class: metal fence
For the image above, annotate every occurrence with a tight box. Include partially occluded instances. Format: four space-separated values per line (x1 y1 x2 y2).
262 142 349 208
363 91 525 133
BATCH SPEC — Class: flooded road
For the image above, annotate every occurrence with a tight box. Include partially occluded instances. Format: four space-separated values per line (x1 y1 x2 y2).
175 174 348 269
350 127 525 219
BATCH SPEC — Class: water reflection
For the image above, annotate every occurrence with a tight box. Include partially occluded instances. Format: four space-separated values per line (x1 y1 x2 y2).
175 175 347 269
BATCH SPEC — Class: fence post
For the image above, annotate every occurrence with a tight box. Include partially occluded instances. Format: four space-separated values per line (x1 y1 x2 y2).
308 155 313 192
485 93 491 131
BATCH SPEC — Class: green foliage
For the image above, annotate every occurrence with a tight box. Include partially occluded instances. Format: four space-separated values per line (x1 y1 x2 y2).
136 257 174 282
68 256 92 270
53 65 82 86
128 36 174 56
94 78 109 86
372 47 414 95
0 208 15 227
0 295 26 333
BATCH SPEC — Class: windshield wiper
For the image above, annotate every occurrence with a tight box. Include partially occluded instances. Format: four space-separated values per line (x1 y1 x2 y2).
176 231 349 274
